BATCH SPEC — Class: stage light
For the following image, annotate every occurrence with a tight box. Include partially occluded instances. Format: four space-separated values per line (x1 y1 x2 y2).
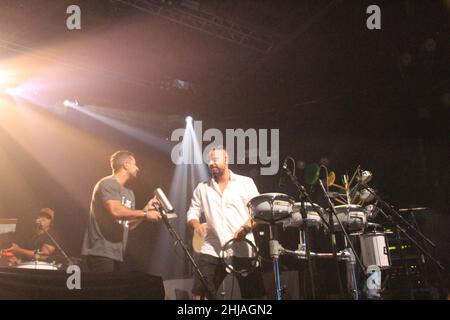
5 87 21 96
63 99 79 108
0 71 10 84
185 116 193 124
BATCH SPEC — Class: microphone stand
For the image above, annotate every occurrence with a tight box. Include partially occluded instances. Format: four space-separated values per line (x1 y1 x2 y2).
283 164 336 299
360 184 444 271
318 180 367 300
41 228 74 266
154 204 216 300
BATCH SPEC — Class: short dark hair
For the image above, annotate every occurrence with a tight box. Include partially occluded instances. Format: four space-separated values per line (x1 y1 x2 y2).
38 208 55 220
110 150 134 172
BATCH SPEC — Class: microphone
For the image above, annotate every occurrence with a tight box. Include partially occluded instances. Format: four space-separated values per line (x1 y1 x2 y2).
154 188 174 213
282 158 288 170
358 170 373 184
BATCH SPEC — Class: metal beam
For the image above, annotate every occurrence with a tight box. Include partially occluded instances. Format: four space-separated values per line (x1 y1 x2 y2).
113 0 280 53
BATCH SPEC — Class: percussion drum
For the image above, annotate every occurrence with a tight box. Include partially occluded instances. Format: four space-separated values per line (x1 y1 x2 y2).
247 193 294 224
16 261 59 270
359 231 390 269
332 204 367 234
282 202 324 228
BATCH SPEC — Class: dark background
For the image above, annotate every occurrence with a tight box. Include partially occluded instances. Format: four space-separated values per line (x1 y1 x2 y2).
0 0 448 286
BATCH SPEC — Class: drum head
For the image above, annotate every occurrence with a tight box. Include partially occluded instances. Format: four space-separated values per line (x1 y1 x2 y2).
248 193 294 224
283 202 324 228
334 204 365 212
333 204 367 233
16 261 58 270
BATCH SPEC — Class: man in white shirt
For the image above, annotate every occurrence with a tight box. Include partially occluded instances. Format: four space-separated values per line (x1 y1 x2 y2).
187 146 266 299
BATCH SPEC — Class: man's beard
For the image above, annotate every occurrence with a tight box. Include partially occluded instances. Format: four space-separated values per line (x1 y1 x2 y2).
211 167 224 178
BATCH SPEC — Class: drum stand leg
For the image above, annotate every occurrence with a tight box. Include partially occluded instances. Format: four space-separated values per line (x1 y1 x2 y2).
269 225 283 300
342 237 360 300
299 228 316 299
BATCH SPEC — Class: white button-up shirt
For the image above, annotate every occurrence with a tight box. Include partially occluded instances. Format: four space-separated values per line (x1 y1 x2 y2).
187 171 259 258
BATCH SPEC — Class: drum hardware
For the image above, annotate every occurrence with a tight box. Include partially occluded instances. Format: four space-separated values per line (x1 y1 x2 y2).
268 230 283 300
277 232 360 299
219 238 260 277
247 192 297 300
359 231 391 269
249 190 316 300
269 162 443 299
365 203 380 220
281 159 334 299
358 182 443 270
358 181 445 299
318 177 366 299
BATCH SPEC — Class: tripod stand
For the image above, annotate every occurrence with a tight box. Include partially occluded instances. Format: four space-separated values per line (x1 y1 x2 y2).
283 161 366 299
360 184 445 298
154 204 216 300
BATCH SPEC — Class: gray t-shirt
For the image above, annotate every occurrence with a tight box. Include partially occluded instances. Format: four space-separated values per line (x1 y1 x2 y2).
81 176 135 262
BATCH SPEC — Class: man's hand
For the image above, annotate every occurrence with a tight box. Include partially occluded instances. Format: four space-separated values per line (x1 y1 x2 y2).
145 210 162 222
144 196 160 212
233 225 251 241
143 196 162 222
7 255 20 266
5 243 20 254
194 223 209 238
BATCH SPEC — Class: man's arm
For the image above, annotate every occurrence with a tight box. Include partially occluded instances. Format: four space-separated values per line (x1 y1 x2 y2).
188 219 209 237
233 218 256 240
5 243 39 261
104 200 161 221
36 243 56 261
187 185 208 237
234 178 259 240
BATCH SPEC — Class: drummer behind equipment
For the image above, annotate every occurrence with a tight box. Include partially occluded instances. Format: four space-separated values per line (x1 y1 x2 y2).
3 208 60 265
187 146 266 300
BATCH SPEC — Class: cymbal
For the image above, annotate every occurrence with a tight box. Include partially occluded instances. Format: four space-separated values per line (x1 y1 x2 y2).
398 207 430 212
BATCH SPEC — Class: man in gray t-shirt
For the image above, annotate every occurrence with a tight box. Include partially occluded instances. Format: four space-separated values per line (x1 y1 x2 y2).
81 150 162 272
